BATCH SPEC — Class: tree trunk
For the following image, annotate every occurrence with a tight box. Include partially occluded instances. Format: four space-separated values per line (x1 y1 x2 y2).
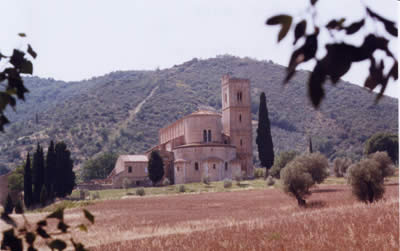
290 186 306 207
366 182 374 203
264 168 269 180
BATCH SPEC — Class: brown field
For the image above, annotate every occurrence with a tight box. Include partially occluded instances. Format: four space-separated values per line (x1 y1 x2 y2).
2 183 399 250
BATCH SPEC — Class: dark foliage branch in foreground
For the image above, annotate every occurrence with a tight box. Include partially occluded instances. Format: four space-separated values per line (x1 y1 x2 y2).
1 207 94 251
0 33 36 131
266 0 398 107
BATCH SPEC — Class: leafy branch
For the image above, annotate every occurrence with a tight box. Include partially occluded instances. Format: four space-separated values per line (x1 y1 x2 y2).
1 207 94 251
0 34 36 131
266 0 398 107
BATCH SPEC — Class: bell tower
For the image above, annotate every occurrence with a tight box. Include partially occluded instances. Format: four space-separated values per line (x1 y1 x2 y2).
221 75 253 177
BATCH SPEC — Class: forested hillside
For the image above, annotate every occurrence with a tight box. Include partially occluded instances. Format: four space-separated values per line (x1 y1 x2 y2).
0 55 397 170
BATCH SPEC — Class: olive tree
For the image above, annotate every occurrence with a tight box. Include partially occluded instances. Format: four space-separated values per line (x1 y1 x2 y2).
333 157 352 177
281 153 329 206
347 151 395 203
270 151 298 179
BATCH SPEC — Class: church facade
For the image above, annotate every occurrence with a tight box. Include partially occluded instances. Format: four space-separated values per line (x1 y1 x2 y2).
108 75 253 187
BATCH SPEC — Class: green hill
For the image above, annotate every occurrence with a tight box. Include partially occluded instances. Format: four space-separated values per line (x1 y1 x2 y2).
0 55 397 170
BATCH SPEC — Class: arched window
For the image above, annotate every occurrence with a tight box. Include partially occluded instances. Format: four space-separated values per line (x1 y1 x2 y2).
225 162 228 171
203 130 207 142
213 164 216 169
128 166 132 173
237 92 240 101
208 130 212 142
239 114 242 122
195 162 199 171
240 139 243 146
239 92 243 101
224 93 227 103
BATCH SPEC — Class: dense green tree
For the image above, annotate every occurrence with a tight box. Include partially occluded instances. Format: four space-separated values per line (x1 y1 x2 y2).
54 142 75 198
309 137 313 153
45 140 56 200
256 92 274 178
148 151 164 186
32 143 45 204
364 132 398 165
23 153 33 208
281 153 329 206
4 194 13 214
80 152 118 182
7 166 24 193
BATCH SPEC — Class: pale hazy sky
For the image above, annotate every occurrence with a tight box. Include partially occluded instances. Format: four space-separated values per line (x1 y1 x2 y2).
0 0 398 98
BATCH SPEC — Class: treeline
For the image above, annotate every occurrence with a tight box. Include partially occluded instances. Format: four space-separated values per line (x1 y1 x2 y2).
22 141 75 208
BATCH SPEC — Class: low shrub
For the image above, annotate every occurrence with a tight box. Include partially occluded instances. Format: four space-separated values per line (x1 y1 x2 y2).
224 178 232 188
202 175 210 185
254 168 266 178
333 157 352 177
79 189 89 200
91 191 100 200
234 171 242 186
266 176 275 186
136 187 145 196
162 178 170 186
178 184 186 193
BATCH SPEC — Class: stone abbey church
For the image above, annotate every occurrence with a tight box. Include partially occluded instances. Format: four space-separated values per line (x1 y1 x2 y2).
108 75 253 187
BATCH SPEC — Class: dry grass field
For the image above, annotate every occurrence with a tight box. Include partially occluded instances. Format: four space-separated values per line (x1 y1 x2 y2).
2 181 397 251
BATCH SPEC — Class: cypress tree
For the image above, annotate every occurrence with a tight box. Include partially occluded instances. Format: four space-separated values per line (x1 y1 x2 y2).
4 193 13 214
45 140 56 200
40 186 47 206
32 143 45 204
256 92 274 178
148 151 164 186
24 153 33 208
309 136 313 153
54 142 75 198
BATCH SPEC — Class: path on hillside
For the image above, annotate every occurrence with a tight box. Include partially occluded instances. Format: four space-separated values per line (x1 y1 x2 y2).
102 85 159 154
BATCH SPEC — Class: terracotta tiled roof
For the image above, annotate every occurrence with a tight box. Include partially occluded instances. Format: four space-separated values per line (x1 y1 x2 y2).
190 110 220 116
119 155 148 162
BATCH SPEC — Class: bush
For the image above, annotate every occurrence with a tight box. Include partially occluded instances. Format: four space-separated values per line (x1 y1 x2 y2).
178 184 186 193
202 175 210 185
368 151 395 177
364 132 398 165
348 152 395 203
79 189 89 200
266 176 275 186
162 178 170 186
136 187 145 196
348 159 384 203
281 153 329 206
122 178 132 190
91 191 100 200
223 178 232 188
254 168 266 178
270 151 298 179
234 171 242 186
333 157 352 177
